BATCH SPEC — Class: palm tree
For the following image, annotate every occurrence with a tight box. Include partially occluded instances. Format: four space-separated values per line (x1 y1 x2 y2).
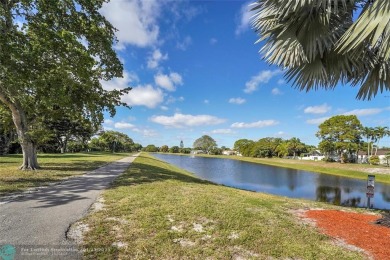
362 127 374 157
287 137 305 158
251 0 390 100
373 126 388 155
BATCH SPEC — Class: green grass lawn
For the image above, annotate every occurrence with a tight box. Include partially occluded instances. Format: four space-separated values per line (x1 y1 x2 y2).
0 152 132 195
79 153 366 259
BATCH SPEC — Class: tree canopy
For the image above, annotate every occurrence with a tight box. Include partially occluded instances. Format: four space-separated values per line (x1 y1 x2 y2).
252 0 390 99
0 1 130 169
193 135 217 154
316 115 362 161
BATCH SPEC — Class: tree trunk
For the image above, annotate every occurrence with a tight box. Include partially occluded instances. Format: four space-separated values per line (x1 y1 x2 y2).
0 92 40 170
15 116 40 170
20 141 39 170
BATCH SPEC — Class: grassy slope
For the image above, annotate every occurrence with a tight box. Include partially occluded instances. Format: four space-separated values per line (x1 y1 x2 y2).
0 152 132 195
195 154 390 184
80 153 364 259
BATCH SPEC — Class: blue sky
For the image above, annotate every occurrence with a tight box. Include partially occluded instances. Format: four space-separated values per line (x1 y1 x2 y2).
99 0 390 149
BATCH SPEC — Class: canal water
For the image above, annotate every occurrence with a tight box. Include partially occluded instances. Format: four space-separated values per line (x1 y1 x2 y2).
152 154 390 210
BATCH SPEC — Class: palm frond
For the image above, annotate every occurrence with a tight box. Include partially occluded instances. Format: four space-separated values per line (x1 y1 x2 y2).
337 0 390 57
355 62 390 100
286 57 332 91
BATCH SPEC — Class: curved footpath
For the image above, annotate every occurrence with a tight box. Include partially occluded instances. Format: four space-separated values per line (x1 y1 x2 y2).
0 154 139 260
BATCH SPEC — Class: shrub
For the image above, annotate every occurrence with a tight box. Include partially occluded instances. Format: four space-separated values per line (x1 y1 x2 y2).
369 155 380 165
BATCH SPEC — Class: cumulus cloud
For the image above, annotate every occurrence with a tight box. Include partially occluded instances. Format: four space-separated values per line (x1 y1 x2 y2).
100 0 160 49
231 120 279 128
306 117 330 125
210 38 218 45
229 97 246 105
104 119 114 126
101 71 138 91
132 128 158 137
210 129 235 134
343 108 383 117
304 103 332 114
114 122 135 129
154 72 183 91
271 88 283 95
121 84 164 108
275 131 287 136
150 113 226 128
147 49 168 69
235 2 254 35
244 70 281 93
277 79 286 85
176 36 192 51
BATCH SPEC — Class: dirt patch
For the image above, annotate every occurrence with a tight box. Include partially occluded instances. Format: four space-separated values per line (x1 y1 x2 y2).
303 210 390 260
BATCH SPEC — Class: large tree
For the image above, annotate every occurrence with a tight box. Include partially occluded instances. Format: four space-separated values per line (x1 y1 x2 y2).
287 137 305 158
0 1 129 169
316 115 362 161
99 131 134 153
193 135 217 154
252 0 390 99
233 139 255 157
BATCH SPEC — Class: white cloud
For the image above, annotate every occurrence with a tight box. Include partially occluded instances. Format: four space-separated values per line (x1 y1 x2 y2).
166 96 184 104
121 84 164 108
100 0 160 49
150 113 226 128
210 129 235 134
244 70 281 93
104 119 114 126
101 71 138 91
343 108 383 117
231 120 279 128
277 79 286 85
210 38 218 45
176 36 192 51
275 131 286 136
147 49 168 69
235 2 254 35
132 128 158 137
306 117 330 125
271 88 283 95
304 103 331 114
229 97 246 105
160 106 169 111
114 122 135 129
154 72 183 91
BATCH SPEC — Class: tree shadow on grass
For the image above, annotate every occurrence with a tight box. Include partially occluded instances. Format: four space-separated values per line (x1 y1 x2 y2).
0 160 135 208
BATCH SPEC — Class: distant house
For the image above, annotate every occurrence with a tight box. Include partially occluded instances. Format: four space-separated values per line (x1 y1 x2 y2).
357 149 390 165
300 150 325 161
222 150 236 156
191 150 205 155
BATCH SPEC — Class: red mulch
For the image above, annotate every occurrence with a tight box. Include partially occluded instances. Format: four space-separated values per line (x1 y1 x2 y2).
305 210 390 260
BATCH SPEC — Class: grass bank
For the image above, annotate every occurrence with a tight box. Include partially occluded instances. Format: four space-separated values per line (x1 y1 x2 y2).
194 154 390 184
0 152 132 196
79 153 365 259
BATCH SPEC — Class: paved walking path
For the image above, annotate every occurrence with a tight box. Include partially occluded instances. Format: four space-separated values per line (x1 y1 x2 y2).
0 154 139 259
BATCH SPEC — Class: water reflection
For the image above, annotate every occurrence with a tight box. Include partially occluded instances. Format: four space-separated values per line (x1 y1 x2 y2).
152 154 390 210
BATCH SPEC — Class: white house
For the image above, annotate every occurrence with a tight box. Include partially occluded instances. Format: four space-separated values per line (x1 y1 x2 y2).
222 150 236 156
299 150 325 161
358 149 390 165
